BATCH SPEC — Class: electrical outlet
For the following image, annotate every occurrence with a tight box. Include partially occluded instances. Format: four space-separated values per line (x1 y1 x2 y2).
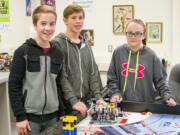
108 44 113 53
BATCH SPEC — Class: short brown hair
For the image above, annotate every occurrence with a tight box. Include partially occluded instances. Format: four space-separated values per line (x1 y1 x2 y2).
63 4 85 19
32 5 57 25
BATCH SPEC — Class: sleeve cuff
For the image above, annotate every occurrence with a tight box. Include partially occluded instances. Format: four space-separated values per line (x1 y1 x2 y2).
163 95 175 102
16 114 27 122
69 96 79 106
94 93 102 100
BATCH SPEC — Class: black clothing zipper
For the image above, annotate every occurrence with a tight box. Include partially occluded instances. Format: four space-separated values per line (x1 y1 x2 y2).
42 55 47 121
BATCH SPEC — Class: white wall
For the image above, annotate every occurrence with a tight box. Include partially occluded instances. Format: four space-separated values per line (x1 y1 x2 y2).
0 0 179 71
172 0 180 66
0 0 31 53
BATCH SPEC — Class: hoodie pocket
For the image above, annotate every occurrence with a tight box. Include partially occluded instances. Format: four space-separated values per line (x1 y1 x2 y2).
27 56 40 72
51 58 62 74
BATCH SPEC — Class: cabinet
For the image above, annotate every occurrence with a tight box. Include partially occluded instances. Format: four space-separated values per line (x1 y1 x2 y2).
0 72 11 135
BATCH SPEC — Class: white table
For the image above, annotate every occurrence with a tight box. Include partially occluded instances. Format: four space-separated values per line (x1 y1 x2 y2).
0 72 11 135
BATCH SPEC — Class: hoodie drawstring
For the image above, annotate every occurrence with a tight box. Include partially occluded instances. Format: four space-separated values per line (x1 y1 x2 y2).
65 37 71 71
87 44 95 75
123 50 140 94
134 51 140 89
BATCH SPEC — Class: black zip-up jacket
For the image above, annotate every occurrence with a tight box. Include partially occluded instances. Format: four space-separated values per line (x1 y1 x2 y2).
8 38 63 122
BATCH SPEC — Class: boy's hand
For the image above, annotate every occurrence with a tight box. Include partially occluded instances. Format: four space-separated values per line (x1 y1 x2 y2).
110 95 123 103
166 98 176 106
16 119 31 135
96 98 105 105
72 101 88 115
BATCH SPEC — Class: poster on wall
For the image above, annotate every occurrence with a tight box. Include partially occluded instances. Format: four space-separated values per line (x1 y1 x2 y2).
26 0 31 16
146 22 163 43
73 0 93 13
26 0 41 16
113 5 134 35
0 0 10 30
41 0 56 8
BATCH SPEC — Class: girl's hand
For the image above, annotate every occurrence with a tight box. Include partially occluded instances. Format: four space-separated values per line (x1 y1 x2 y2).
166 98 176 106
110 95 123 103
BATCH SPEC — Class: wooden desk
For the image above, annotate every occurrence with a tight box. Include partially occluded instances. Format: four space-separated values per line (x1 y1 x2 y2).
0 72 11 135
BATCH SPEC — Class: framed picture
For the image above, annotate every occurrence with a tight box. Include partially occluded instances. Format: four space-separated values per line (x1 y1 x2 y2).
113 5 134 35
26 0 31 16
146 22 163 43
80 29 94 46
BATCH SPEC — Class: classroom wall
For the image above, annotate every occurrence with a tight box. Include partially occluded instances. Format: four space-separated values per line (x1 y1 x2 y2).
172 0 180 65
0 0 31 53
89 0 173 71
0 0 180 74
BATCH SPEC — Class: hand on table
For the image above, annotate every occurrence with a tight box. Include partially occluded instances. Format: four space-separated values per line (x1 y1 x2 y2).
72 101 88 115
96 98 105 105
166 98 176 106
110 95 123 103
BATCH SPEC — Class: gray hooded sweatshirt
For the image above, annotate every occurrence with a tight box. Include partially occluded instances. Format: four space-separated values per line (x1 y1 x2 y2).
107 44 173 102
53 33 102 105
